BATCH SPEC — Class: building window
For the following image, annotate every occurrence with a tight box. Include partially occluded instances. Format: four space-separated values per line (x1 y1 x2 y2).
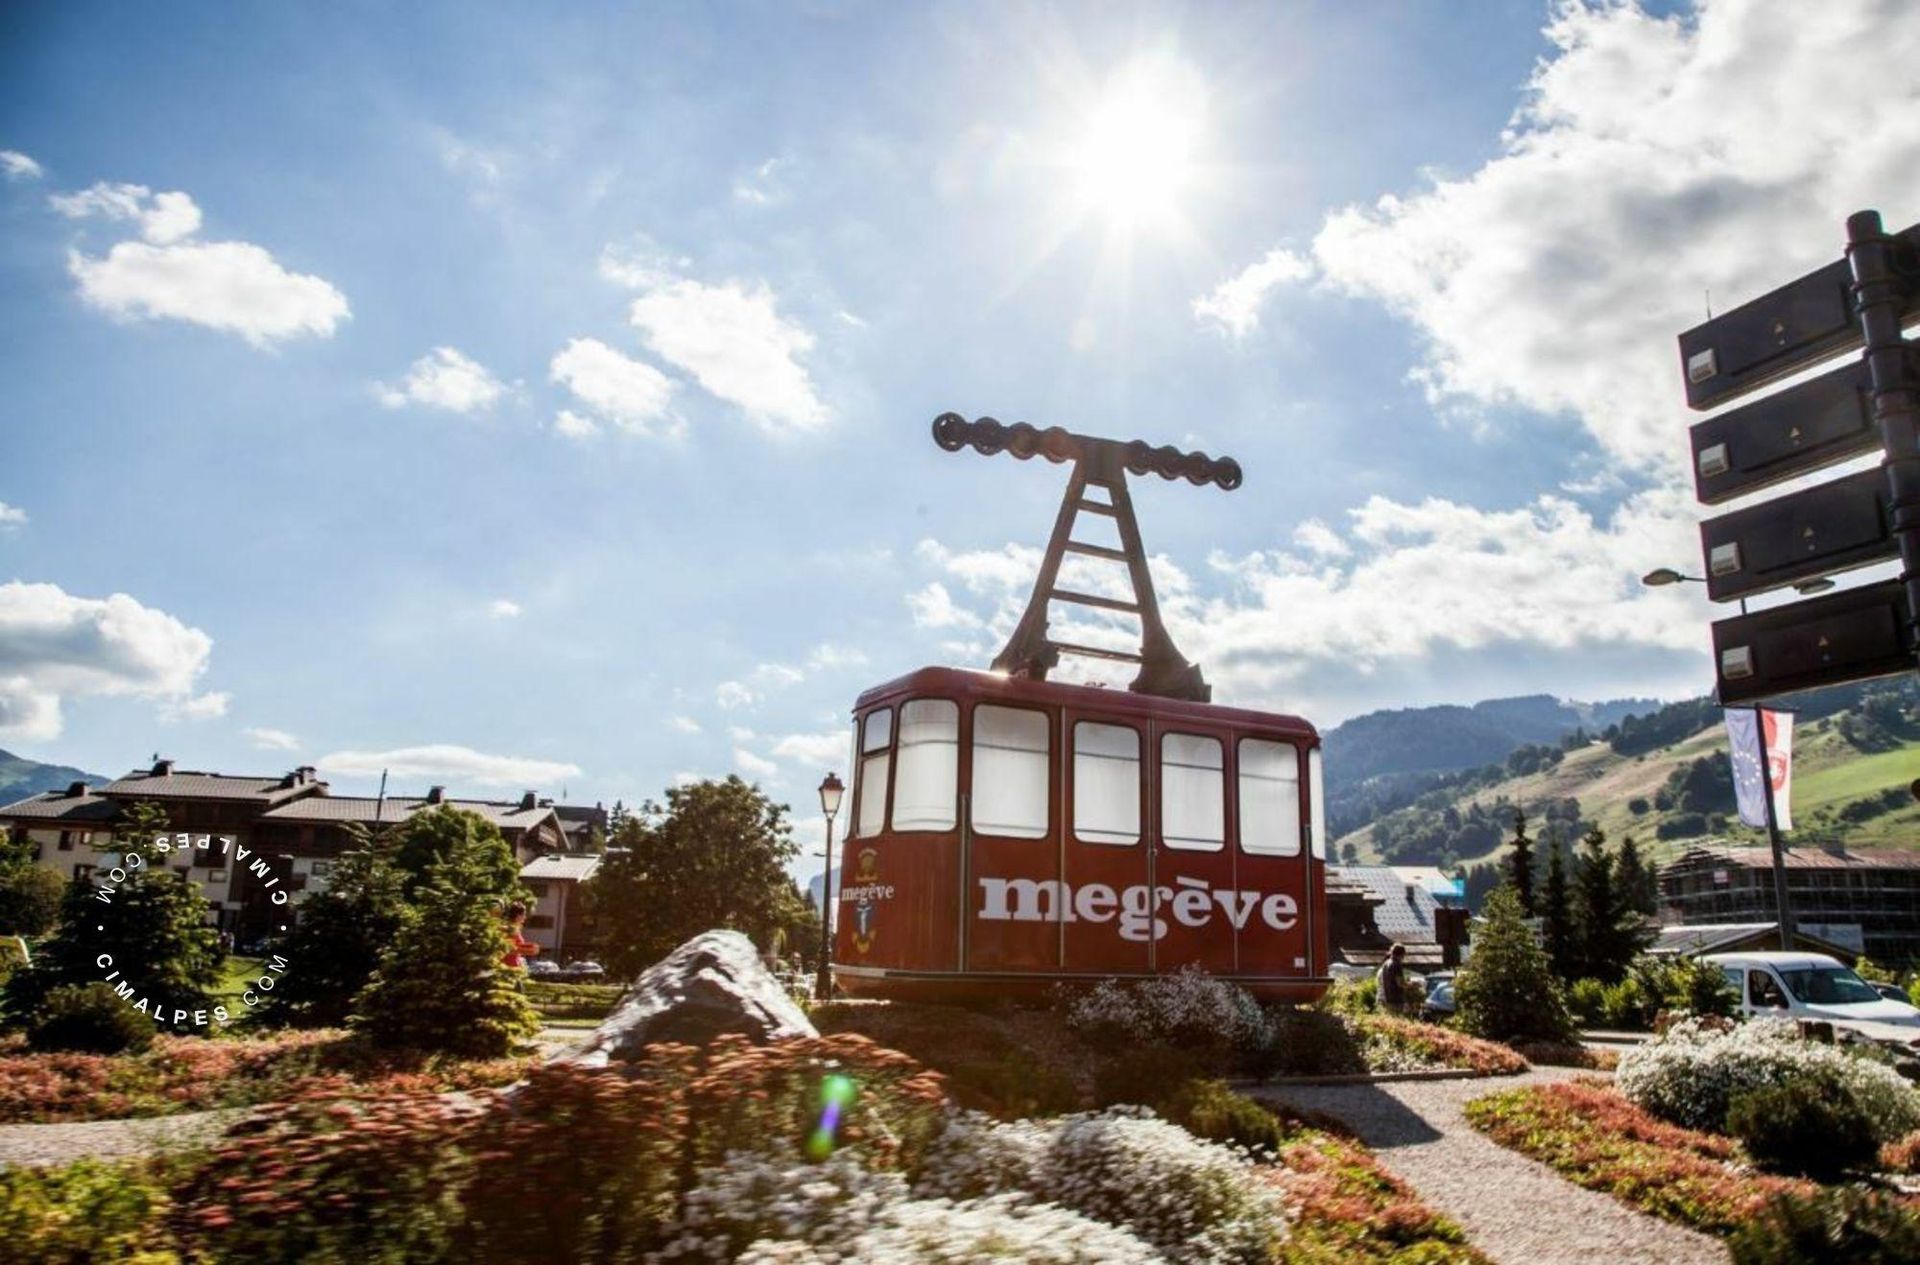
57 832 74 852
526 915 555 930
174 866 190 879
971 706 1049 839
892 700 960 832
524 880 550 899
1308 747 1327 859
73 864 94 881
209 870 228 884
1073 722 1140 845
1238 739 1301 856
311 860 333 878
1161 733 1224 852
854 708 893 838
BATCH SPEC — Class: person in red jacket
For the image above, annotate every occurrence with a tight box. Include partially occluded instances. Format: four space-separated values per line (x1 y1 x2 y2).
502 901 540 969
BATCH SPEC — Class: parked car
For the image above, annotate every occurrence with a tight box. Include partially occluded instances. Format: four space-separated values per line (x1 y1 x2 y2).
1420 972 1455 1021
525 958 561 977
555 960 606 982
1703 951 1920 1030
1870 980 1911 1004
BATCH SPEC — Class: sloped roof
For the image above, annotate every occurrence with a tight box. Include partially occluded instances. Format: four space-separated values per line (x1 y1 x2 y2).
0 789 119 822
1648 921 1863 959
1329 864 1439 943
102 769 316 804
258 795 560 833
1664 845 1920 872
520 853 602 883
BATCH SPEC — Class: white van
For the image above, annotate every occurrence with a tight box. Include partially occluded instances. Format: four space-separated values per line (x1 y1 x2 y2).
1703 951 1920 1031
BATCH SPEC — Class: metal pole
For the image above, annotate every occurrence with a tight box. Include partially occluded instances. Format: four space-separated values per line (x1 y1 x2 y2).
816 814 837 1001
1752 706 1794 951
1845 210 1920 678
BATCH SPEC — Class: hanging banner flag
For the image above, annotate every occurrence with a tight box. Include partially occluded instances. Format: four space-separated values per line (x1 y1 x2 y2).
1725 708 1794 831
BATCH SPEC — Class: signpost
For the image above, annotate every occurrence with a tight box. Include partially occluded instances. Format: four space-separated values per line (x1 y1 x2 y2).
1679 210 1920 949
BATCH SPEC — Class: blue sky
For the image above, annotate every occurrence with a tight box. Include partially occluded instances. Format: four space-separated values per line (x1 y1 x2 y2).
2 1 1914 848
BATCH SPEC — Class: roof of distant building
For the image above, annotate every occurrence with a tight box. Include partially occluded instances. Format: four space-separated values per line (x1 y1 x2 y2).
1648 921 1864 959
258 796 560 832
1663 845 1920 872
520 853 602 883
101 760 320 805
1329 864 1440 943
0 785 118 822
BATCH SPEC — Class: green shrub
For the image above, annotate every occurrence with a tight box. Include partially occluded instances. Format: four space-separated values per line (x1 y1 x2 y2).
1093 1043 1203 1108
1600 977 1651 1030
1453 887 1575 1044
0 1157 173 1264
1726 1077 1879 1177
28 984 155 1055
1568 978 1607 1027
1267 1008 1368 1077
1162 1079 1293 1154
1729 1188 1920 1265
1317 976 1377 1018
952 1052 1083 1117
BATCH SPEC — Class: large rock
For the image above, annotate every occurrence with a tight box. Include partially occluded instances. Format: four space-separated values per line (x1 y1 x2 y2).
554 930 816 1067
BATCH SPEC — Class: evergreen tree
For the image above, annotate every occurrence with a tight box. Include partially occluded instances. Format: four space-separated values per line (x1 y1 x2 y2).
388 805 522 901
1541 836 1576 981
0 836 66 937
1452 886 1574 1043
1616 834 1658 917
353 831 538 1057
1573 827 1650 984
1505 808 1535 916
250 833 408 1029
3 801 222 1028
590 777 804 978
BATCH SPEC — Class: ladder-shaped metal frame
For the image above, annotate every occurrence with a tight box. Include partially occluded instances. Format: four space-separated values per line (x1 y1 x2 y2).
931 413 1240 703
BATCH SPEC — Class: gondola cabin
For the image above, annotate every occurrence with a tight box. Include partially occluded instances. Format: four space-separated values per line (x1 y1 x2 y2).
832 666 1329 1002
831 415 1331 1003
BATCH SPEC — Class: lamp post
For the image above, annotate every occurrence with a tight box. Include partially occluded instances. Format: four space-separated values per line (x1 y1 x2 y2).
816 772 845 1001
1643 567 1797 949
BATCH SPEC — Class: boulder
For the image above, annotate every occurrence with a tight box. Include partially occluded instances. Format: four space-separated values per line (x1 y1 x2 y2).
554 929 816 1067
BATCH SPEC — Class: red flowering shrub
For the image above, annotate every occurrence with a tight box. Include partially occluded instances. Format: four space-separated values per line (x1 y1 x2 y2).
1881 1129 1920 1174
1351 1015 1528 1077
1466 1080 1815 1235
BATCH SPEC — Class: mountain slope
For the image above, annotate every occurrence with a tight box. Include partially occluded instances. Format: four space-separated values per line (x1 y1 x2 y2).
0 749 107 804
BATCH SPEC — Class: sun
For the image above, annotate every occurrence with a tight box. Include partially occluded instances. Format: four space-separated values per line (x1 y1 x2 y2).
1065 56 1209 235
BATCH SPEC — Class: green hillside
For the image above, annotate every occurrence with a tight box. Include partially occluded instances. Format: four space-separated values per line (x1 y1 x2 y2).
1338 683 1920 875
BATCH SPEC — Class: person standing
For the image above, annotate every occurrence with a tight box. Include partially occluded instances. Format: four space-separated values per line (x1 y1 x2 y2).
1377 942 1408 1016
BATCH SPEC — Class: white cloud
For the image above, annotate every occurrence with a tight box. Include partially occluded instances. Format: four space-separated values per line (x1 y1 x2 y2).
715 680 756 709
0 502 25 529
805 643 867 671
602 243 829 434
1192 247 1312 338
1290 519 1350 559
316 744 582 787
1226 0 1920 473
734 747 780 779
378 347 506 414
245 726 300 751
159 690 229 722
914 539 1041 594
1 150 43 181
549 337 680 438
0 581 217 741
751 662 806 689
667 714 702 734
732 157 789 206
906 581 980 629
68 241 348 347
51 183 202 244
728 725 756 742
553 409 600 439
487 598 522 619
773 731 847 766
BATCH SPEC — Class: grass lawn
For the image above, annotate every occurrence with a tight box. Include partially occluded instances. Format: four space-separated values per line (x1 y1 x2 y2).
213 954 265 1013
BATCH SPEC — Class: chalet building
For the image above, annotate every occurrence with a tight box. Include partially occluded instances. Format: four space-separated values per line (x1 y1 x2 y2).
1659 844 1920 965
1327 864 1470 972
519 852 603 961
1 758 581 940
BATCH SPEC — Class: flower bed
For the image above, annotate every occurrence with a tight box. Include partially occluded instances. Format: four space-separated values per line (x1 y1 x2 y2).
0 1029 532 1124
1345 1015 1527 1078
1265 1121 1490 1264
1465 1079 1816 1236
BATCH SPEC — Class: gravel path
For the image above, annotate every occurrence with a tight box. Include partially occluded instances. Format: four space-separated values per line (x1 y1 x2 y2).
1254 1068 1728 1265
0 1106 246 1169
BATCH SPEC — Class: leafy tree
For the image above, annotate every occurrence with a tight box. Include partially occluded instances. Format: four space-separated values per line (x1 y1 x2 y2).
387 805 522 901
0 843 65 937
353 830 538 1056
250 834 409 1029
589 777 803 979
1452 886 1574 1043
1573 827 1650 984
1505 808 1535 916
1541 837 1576 982
3 801 222 1029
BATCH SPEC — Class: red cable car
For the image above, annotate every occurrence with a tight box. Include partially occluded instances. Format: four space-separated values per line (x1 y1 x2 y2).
831 416 1330 1003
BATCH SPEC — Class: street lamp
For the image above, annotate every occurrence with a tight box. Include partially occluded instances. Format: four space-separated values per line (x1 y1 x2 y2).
1641 566 1747 615
816 772 845 1001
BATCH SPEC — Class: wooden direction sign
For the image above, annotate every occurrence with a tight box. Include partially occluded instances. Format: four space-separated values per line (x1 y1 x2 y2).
1679 222 1919 412
1712 577 1916 706
1678 210 1920 704
1701 466 1897 603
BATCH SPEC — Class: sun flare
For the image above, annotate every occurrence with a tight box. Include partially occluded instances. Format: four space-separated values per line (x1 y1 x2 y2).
1066 56 1209 235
